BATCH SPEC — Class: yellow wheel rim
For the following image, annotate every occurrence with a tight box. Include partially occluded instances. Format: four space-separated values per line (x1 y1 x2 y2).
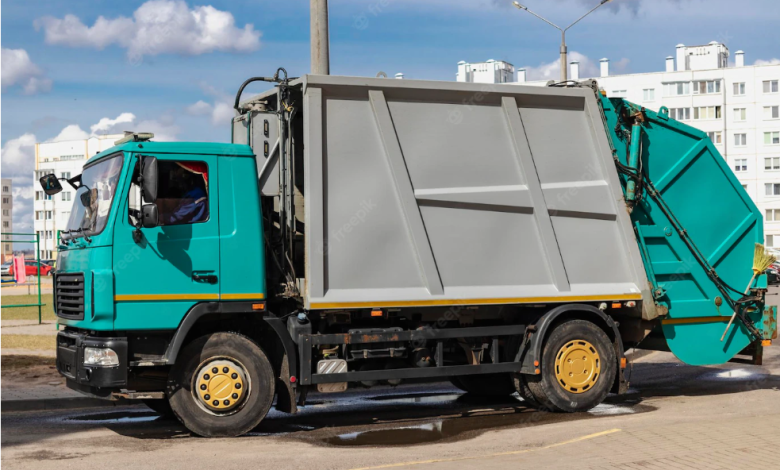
554 340 601 394
195 359 247 412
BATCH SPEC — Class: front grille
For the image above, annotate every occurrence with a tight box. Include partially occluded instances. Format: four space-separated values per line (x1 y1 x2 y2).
56 273 85 320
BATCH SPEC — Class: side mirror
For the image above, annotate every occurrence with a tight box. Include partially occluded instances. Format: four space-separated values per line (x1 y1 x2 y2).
141 156 158 203
80 191 92 208
39 174 63 195
141 203 159 228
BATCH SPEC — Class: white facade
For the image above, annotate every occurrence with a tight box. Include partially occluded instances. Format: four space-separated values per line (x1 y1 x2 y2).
457 59 515 84
33 134 123 259
585 44 780 249
465 41 780 248
2 178 12 260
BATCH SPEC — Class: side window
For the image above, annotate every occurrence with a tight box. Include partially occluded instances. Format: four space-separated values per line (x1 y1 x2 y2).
128 159 210 227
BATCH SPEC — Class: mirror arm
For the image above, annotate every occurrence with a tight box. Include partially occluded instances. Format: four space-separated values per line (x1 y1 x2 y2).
65 175 82 190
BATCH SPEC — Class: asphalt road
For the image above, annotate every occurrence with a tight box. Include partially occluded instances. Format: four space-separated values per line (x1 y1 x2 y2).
3 290 780 470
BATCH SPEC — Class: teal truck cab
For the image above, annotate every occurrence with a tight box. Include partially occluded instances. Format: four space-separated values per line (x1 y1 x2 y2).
42 75 777 437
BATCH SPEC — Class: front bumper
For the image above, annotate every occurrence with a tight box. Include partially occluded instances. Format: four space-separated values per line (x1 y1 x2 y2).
57 330 128 397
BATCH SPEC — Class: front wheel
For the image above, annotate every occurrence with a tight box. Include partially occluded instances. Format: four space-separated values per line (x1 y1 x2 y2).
525 319 616 412
168 332 275 437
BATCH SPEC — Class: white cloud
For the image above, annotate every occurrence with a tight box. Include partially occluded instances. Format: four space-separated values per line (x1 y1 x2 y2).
521 52 628 81
755 58 780 66
186 100 212 116
90 112 136 135
1 48 52 94
186 83 234 126
1 133 37 235
49 124 90 142
34 0 261 60
136 115 180 141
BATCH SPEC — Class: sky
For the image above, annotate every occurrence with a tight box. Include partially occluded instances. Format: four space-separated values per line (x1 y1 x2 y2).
2 0 780 237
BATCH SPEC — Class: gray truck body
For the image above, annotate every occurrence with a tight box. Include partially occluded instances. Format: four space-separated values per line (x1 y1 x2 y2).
235 75 654 317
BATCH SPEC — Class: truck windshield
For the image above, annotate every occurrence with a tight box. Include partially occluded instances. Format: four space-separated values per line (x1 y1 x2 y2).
64 154 124 239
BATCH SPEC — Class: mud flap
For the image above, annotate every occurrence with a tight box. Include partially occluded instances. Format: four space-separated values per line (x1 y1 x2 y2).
274 353 298 414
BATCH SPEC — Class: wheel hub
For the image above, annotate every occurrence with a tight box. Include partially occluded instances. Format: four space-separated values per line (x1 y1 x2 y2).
554 340 600 394
195 359 247 412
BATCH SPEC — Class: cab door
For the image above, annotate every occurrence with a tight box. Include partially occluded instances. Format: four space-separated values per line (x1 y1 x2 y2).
113 153 220 330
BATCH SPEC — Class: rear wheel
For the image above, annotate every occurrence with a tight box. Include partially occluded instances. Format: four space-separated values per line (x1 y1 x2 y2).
168 332 275 437
513 373 544 409
525 320 616 412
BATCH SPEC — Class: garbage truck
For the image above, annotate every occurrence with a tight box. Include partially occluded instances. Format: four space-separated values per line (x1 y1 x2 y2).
42 73 777 437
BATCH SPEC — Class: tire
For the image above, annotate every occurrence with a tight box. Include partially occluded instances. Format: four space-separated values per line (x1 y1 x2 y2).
168 332 275 437
143 398 174 417
525 319 616 412
448 373 516 396
513 373 544 409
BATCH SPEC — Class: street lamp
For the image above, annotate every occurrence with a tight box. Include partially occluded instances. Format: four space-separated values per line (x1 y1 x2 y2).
512 0 613 82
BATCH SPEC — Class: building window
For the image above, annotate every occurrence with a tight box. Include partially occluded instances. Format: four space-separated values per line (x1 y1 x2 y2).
62 192 71 202
2 209 8 216
61 172 71 179
733 82 746 96
767 209 780 221
2 221 8 228
765 157 780 170
2 197 8 204
611 90 627 98
35 191 42 201
764 106 780 120
642 88 655 101
765 131 780 145
733 158 747 172
707 131 722 144
693 80 721 95
768 235 776 247
734 133 747 146
734 108 747 121
663 82 690 96
766 183 780 195
694 106 721 120
2 186 8 192
763 80 779 94
669 107 690 120
46 211 52 220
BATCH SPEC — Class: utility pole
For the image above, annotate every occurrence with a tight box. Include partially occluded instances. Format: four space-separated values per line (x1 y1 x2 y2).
512 0 613 82
310 0 330 75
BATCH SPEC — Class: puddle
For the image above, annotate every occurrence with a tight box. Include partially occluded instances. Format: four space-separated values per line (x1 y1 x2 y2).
587 403 637 416
367 393 465 405
713 369 755 379
67 411 160 424
317 401 653 447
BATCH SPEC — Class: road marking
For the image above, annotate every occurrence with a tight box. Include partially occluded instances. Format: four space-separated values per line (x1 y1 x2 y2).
348 428 621 470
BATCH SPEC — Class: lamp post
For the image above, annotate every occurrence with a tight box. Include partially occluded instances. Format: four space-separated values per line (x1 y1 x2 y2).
512 0 612 82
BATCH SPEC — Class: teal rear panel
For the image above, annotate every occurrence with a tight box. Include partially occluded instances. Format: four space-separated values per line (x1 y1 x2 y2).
601 97 764 365
218 155 266 302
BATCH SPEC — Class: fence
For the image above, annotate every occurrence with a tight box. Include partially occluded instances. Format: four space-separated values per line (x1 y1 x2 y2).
0 232 45 324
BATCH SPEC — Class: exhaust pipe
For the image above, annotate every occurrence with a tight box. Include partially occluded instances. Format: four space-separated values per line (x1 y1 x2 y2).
310 0 330 74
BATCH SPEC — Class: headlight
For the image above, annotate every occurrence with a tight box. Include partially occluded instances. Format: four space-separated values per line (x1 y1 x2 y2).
83 347 119 367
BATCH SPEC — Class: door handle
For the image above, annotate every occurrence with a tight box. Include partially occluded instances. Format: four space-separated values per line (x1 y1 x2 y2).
193 274 218 284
